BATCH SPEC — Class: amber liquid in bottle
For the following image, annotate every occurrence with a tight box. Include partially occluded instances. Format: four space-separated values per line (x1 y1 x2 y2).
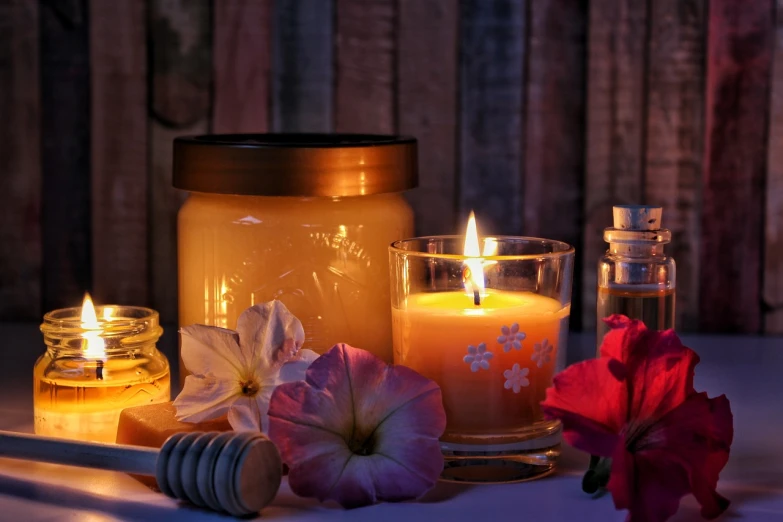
596 286 675 343
596 206 675 351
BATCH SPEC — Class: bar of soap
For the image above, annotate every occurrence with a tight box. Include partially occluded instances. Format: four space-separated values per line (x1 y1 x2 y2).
117 402 232 488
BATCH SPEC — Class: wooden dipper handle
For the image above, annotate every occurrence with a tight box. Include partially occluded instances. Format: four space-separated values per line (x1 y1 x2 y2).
0 430 282 517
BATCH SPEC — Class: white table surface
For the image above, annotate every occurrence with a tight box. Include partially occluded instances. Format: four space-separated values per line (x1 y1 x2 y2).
0 323 781 521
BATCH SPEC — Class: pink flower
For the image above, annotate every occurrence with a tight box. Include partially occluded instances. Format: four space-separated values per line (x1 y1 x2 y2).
541 315 734 522
268 344 446 508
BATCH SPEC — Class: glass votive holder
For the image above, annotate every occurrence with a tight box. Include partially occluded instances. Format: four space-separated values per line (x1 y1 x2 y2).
35 303 171 443
390 236 574 483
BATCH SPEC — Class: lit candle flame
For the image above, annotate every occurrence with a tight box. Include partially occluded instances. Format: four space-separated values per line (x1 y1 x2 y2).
80 293 106 359
463 211 485 302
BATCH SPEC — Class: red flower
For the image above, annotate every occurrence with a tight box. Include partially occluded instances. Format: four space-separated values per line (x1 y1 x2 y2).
541 315 733 522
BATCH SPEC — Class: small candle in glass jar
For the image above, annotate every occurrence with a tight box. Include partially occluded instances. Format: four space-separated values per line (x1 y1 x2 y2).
34 294 170 443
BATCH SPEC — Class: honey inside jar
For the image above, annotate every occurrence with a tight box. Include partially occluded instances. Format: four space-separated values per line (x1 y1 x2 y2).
175 134 417 375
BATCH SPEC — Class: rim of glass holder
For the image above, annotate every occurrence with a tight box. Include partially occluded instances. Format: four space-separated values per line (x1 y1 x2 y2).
390 235 575 261
41 305 163 353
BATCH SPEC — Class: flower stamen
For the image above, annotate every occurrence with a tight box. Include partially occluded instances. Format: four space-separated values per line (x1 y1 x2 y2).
348 434 375 456
241 379 260 397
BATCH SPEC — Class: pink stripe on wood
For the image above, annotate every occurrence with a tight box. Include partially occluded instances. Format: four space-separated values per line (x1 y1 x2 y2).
700 0 774 332
213 0 271 133
764 0 783 333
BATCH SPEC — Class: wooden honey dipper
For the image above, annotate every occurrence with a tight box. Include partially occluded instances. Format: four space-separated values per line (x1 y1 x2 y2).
0 430 283 517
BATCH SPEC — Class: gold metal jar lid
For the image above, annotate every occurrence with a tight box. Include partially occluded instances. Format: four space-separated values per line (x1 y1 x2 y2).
173 133 418 197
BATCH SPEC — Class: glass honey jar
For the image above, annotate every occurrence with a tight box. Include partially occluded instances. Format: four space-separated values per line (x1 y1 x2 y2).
174 134 417 375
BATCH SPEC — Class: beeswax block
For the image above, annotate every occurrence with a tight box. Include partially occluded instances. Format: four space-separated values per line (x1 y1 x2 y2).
116 402 232 488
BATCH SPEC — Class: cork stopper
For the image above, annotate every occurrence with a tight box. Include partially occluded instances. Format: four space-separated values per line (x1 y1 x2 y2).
612 205 662 231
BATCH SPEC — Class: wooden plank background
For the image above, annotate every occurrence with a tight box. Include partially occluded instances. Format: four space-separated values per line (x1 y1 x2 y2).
1 0 781 335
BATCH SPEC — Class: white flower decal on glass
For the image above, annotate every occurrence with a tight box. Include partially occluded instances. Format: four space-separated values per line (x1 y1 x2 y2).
503 364 530 393
464 343 493 372
497 323 526 352
531 338 553 368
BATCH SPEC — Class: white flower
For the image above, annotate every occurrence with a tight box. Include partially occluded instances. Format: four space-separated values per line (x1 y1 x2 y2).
497 323 526 352
463 342 493 372
173 301 318 432
531 338 553 368
503 364 530 393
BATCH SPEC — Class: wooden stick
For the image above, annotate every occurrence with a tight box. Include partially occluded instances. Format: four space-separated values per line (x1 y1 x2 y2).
0 430 282 516
0 430 157 475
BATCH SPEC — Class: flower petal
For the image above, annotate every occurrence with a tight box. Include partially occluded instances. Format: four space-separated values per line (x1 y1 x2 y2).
227 395 262 432
236 300 305 370
180 325 244 379
269 415 359 503
608 445 691 522
278 348 319 384
622 392 733 521
174 374 238 423
268 344 446 507
541 358 625 456
598 317 700 422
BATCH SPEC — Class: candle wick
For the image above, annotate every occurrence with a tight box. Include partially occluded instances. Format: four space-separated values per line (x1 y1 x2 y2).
97 360 104 381
473 289 481 306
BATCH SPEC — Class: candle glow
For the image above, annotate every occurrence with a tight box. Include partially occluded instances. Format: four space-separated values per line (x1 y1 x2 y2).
463 211 485 302
80 293 106 359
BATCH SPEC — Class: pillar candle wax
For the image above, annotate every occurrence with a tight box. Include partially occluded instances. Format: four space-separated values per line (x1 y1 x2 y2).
34 365 170 443
393 290 569 440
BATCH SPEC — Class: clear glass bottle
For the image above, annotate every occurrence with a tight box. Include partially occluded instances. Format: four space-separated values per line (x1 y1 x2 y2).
596 205 676 349
35 303 170 443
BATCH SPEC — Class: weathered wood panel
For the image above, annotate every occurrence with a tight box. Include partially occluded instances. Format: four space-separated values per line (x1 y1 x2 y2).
765 0 783 334
213 0 270 133
458 0 526 235
644 0 706 331
701 0 773 333
524 0 587 327
335 0 395 133
272 0 333 132
40 0 92 311
0 0 41 319
89 0 148 305
398 0 459 236
582 0 647 330
149 0 211 322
